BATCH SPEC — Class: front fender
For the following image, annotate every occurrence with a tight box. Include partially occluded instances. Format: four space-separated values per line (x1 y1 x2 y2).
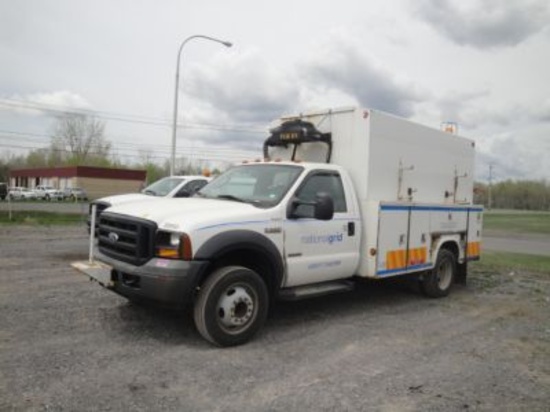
194 230 285 290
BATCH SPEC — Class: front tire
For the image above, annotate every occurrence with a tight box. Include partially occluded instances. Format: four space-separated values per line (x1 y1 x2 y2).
421 249 456 298
194 266 269 347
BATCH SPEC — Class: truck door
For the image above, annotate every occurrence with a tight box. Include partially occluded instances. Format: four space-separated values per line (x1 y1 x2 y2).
283 171 360 287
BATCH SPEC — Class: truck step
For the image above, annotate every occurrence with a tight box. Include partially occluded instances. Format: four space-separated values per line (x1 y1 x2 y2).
278 280 355 301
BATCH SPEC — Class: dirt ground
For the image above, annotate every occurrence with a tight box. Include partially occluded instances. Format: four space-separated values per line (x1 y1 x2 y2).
1 225 549 411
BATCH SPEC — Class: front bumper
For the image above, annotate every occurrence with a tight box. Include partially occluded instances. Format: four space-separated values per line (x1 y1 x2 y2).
72 249 208 308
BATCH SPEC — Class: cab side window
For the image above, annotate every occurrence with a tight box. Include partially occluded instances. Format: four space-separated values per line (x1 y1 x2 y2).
294 172 347 215
175 180 207 197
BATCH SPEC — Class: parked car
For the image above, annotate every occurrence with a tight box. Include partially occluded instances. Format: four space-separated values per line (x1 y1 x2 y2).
63 187 88 201
88 175 211 232
0 183 7 200
8 186 37 200
34 185 63 201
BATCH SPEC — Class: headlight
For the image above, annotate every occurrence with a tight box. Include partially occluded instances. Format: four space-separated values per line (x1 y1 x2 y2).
170 232 181 246
156 231 193 260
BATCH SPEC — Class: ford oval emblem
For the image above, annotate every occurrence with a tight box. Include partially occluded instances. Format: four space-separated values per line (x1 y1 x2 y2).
108 232 119 242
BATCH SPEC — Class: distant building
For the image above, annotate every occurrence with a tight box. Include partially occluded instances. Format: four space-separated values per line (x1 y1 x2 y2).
9 166 147 200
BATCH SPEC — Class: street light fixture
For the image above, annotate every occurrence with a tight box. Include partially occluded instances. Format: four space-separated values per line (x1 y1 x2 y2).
170 35 232 176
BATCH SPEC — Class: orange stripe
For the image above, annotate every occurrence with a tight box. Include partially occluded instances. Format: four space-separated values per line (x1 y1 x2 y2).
408 247 427 266
386 250 407 270
467 242 480 257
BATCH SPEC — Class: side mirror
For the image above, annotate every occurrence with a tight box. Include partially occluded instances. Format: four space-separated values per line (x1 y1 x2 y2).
175 190 191 198
287 192 334 220
313 192 334 220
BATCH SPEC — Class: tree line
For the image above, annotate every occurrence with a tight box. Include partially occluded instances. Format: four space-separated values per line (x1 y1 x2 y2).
0 114 215 185
474 180 550 211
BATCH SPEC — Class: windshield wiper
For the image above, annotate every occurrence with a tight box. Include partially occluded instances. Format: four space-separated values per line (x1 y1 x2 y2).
143 190 157 196
216 194 247 203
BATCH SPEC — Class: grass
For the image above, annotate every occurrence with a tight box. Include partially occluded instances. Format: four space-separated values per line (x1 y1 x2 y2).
475 251 550 274
483 210 550 235
0 211 86 225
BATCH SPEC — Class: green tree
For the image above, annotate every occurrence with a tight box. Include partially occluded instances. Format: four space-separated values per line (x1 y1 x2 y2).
475 179 550 211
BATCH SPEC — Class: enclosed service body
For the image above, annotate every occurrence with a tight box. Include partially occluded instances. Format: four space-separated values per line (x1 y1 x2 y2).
267 107 482 279
74 107 483 346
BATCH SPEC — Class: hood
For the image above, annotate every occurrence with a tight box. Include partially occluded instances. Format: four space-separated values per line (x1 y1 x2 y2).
96 193 155 206
106 197 272 232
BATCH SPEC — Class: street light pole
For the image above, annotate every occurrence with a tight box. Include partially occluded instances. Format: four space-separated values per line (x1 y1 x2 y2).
170 35 232 176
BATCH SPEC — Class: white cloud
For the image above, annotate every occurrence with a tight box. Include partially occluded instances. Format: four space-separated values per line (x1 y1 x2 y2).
301 32 424 117
4 91 91 117
415 0 550 48
185 50 299 123
477 131 548 181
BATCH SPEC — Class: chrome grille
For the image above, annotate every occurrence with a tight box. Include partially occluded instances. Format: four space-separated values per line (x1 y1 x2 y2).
98 213 157 266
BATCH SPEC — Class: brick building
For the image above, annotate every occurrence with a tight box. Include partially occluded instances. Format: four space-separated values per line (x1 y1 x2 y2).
9 166 147 200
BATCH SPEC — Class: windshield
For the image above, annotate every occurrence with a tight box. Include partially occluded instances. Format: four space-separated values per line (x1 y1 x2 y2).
142 177 185 196
198 164 303 207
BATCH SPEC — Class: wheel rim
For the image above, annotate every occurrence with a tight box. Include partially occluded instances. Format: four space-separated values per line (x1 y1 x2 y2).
217 284 257 333
436 258 453 290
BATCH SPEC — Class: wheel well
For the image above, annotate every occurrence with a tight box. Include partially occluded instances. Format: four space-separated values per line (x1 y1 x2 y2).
439 241 459 260
200 249 280 298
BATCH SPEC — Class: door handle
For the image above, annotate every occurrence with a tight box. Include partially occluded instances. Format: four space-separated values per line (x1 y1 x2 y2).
348 222 355 236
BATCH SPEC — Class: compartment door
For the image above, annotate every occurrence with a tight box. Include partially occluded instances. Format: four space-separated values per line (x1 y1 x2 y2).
376 205 410 276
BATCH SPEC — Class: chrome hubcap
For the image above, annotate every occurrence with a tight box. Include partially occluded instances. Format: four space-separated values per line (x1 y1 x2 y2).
218 286 255 329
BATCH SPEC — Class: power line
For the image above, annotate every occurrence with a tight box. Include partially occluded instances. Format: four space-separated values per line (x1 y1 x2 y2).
0 132 259 158
0 144 251 165
0 98 266 134
0 140 259 162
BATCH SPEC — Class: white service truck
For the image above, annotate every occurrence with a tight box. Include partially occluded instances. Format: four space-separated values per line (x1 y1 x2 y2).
74 107 483 347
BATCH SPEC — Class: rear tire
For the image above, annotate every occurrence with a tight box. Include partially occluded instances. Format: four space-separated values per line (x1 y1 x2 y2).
194 266 268 347
421 249 456 298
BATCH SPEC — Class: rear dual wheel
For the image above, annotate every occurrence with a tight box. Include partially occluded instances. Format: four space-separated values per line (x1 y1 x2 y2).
194 266 268 347
421 249 456 298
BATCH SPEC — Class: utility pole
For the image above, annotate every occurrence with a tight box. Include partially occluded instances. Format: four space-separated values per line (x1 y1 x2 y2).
488 164 493 210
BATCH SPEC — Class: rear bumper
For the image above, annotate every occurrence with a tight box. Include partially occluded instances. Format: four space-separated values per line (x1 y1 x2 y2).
73 250 208 309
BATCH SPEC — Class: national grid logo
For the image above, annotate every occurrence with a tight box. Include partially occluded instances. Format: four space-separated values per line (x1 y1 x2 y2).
301 232 344 245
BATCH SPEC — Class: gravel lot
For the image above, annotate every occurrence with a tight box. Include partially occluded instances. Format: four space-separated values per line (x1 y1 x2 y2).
1 225 549 411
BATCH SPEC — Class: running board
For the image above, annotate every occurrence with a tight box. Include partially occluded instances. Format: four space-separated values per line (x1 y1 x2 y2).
278 280 355 301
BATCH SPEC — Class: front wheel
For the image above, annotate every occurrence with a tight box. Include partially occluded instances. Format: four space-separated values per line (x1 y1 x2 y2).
194 266 269 347
421 249 456 298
